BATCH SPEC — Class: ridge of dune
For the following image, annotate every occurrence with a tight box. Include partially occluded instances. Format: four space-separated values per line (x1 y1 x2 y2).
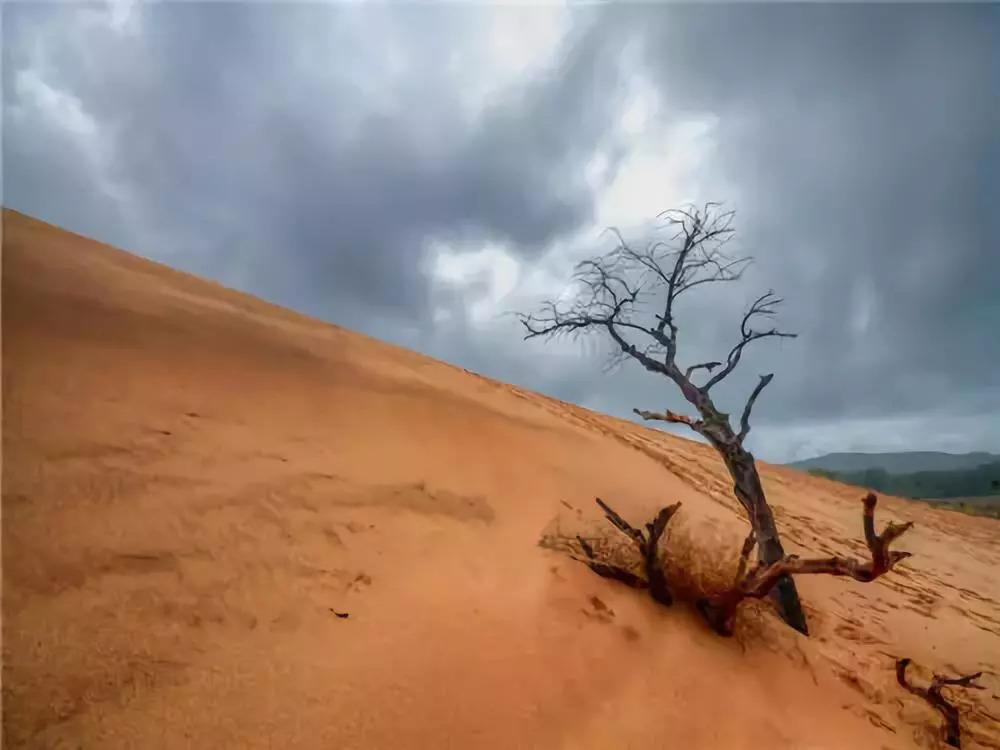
3 208 999 749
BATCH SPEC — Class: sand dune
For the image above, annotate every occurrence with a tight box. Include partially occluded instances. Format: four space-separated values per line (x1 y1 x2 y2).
3 208 998 748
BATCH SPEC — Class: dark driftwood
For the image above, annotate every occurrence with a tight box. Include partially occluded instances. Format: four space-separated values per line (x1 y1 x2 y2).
519 203 808 634
896 658 984 748
697 493 912 635
573 498 682 606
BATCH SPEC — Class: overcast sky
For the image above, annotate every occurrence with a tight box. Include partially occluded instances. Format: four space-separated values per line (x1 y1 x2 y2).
5 2 998 463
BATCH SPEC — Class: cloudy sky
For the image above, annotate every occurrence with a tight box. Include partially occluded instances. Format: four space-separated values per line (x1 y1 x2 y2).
5 1 998 463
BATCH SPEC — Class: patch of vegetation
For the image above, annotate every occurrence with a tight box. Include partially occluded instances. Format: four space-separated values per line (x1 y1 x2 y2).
807 461 1000 500
924 498 1000 520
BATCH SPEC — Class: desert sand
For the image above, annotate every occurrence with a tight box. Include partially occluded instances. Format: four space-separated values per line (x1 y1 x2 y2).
3 208 998 749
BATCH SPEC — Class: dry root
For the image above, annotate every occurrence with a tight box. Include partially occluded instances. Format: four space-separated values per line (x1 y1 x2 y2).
896 658 984 748
697 493 912 635
564 493 912 639
572 498 681 606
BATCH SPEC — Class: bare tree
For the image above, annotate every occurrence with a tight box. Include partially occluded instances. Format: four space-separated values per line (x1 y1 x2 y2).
518 203 809 633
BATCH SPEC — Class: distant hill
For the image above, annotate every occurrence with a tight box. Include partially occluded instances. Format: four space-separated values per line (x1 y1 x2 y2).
926 495 1000 518
788 451 1000 475
793 458 1000 501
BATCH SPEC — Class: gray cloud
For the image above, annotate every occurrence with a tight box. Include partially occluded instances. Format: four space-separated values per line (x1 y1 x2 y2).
4 2 997 462
631 4 1000 428
5 4 616 326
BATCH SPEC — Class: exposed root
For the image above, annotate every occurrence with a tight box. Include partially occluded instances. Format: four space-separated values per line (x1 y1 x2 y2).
896 658 985 748
574 535 647 589
734 528 757 584
562 493 913 641
698 493 913 635
571 498 682 606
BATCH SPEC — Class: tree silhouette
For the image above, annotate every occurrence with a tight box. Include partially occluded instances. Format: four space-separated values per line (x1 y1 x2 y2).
518 203 808 633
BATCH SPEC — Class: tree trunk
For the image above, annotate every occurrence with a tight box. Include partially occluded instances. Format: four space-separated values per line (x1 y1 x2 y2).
721 444 809 635
674 378 810 634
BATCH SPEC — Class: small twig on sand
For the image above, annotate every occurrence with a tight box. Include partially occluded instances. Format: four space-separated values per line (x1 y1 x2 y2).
896 658 984 748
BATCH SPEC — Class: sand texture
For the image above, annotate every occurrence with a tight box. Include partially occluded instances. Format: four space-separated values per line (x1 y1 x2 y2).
3 209 999 748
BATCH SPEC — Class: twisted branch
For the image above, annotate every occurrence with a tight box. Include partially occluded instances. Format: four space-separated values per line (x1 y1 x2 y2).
703 291 797 391
698 494 913 635
896 658 985 748
685 361 722 380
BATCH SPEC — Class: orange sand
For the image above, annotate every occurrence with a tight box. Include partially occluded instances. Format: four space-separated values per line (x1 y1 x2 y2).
3 209 998 748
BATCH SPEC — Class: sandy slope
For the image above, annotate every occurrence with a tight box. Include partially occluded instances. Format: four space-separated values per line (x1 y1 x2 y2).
3 208 998 749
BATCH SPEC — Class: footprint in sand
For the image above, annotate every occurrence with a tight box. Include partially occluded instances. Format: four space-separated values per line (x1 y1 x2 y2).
347 573 372 592
581 595 616 624
580 595 642 641
620 624 641 642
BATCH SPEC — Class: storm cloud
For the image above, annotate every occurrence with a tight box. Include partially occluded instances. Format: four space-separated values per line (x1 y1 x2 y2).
4 2 997 462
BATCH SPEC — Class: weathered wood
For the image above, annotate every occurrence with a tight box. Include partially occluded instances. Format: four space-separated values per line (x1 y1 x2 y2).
896 658 984 748
698 494 912 635
734 529 757 584
715 439 808 634
575 534 648 589
596 497 647 548
573 499 682 607
632 407 701 428
644 503 682 605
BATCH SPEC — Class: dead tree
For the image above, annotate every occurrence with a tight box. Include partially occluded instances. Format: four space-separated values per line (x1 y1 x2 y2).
896 658 985 748
519 203 809 633
573 499 682 606
697 493 913 635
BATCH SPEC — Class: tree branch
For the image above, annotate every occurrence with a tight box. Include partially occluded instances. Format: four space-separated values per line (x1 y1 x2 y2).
572 498 682 606
737 373 774 443
596 497 648 549
516 203 787 430
703 292 797 391
604 323 672 378
643 503 682 605
685 361 722 380
574 535 648 589
632 407 703 433
653 205 737 352
896 658 985 748
698 494 912 635
531 204 744 377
